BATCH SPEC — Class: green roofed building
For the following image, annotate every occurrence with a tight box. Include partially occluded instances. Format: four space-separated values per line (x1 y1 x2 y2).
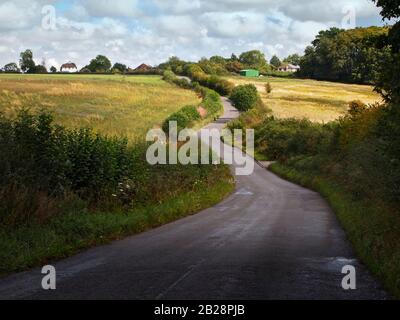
240 69 259 77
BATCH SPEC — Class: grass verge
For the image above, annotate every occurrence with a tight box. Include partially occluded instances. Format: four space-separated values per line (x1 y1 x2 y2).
269 160 400 298
0 165 234 276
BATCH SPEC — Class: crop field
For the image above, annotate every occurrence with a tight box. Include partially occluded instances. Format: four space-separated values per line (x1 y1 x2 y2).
0 74 200 141
227 76 381 122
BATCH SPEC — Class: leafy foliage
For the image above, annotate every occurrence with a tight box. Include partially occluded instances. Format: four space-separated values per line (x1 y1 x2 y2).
229 84 259 111
270 55 281 68
299 26 389 84
19 50 35 73
85 55 112 73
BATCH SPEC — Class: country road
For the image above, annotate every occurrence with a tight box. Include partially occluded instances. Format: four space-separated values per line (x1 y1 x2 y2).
0 97 388 300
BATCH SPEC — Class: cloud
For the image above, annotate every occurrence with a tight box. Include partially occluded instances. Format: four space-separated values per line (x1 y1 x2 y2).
0 0 385 70
80 0 141 17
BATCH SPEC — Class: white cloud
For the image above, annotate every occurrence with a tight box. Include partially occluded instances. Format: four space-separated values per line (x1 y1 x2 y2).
81 0 141 17
0 0 385 69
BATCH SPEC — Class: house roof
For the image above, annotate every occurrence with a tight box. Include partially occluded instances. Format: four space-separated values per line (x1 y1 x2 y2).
61 62 77 69
279 63 300 69
134 63 152 71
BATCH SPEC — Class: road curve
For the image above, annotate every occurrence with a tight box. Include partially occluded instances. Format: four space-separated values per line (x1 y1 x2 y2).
0 97 388 300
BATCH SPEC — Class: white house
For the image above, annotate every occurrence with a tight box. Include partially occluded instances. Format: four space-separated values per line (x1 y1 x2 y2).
60 62 77 73
278 63 300 73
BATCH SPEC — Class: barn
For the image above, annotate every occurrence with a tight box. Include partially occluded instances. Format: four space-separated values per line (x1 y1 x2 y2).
239 69 259 77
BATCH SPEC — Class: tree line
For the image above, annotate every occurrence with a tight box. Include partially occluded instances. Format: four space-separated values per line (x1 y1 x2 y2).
1 51 131 74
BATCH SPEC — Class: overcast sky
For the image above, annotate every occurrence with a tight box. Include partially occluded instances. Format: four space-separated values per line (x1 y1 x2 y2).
0 0 386 69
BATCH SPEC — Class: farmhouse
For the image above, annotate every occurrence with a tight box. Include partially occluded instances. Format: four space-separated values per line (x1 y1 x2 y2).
240 69 259 77
134 63 152 72
278 63 300 72
60 62 77 73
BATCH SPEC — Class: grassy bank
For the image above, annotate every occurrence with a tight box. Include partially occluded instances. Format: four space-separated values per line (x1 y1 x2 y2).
0 166 234 275
269 159 400 298
0 74 235 275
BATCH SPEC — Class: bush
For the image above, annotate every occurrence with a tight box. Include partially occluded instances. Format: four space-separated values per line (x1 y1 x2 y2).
254 117 335 160
229 84 259 111
265 82 272 94
162 105 200 133
191 71 234 96
0 110 139 225
162 70 176 82
162 88 223 133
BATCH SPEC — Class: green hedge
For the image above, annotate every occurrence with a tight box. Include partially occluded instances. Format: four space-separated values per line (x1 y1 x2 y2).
229 84 259 111
161 70 224 133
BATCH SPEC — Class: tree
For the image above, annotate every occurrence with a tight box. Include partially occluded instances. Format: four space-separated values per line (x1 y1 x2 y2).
112 63 127 73
283 54 301 66
239 50 267 69
230 53 239 61
270 55 281 68
373 0 400 20
50 66 57 73
371 0 400 103
33 65 48 73
209 55 227 65
86 55 112 72
298 26 389 83
19 49 36 73
226 60 244 73
3 62 20 73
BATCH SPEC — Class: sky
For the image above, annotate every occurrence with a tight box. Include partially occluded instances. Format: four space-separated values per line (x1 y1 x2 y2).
0 0 387 70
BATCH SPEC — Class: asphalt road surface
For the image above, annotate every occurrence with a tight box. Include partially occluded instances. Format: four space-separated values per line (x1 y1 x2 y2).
0 98 388 300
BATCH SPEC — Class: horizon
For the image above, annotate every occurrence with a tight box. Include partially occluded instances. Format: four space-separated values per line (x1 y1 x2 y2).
0 0 390 70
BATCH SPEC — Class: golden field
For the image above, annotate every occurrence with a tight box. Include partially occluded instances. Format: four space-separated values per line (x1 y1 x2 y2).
226 76 382 122
0 74 200 141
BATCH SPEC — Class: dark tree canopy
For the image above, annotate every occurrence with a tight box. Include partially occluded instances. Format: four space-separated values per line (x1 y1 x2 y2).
298 26 389 84
373 0 400 20
86 55 112 72
283 54 301 66
112 63 127 73
239 50 267 69
19 49 35 73
270 55 281 68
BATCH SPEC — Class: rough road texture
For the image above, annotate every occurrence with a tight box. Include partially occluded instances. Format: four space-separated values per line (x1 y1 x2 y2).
0 97 388 300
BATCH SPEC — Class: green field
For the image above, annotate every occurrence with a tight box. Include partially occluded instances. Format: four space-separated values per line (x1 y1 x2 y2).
0 74 200 141
227 76 381 122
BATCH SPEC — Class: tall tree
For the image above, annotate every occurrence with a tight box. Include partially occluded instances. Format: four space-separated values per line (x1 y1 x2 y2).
372 0 400 103
239 50 267 69
19 49 35 73
270 55 281 68
283 54 301 65
112 63 127 73
86 55 112 72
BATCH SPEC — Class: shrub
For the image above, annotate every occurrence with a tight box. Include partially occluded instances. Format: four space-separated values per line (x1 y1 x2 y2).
250 117 336 161
162 105 200 133
0 110 139 225
229 84 259 111
265 82 272 94
162 70 176 82
191 71 234 96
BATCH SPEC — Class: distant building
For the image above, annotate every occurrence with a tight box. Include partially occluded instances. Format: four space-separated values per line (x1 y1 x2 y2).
278 64 300 72
60 62 77 73
239 69 260 77
134 63 152 72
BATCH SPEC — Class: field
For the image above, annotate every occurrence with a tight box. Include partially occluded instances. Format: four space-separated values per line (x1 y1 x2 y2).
226 76 381 122
0 74 200 141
